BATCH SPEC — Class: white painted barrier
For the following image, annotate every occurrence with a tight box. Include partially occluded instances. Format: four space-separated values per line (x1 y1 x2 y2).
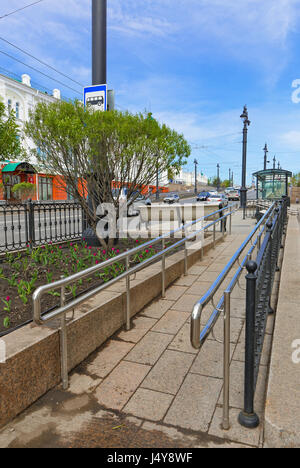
138 203 221 225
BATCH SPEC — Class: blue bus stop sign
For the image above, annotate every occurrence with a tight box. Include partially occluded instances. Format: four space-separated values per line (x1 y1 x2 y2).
84 84 107 111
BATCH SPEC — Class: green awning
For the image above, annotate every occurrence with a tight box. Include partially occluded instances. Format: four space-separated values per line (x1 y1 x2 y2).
2 163 20 173
2 162 36 173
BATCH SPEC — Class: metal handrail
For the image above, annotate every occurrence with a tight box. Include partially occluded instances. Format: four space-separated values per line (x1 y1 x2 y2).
33 203 237 324
190 201 276 430
33 202 238 389
191 202 275 349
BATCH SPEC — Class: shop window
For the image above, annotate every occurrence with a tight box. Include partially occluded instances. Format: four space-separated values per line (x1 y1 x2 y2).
2 174 19 201
39 177 53 201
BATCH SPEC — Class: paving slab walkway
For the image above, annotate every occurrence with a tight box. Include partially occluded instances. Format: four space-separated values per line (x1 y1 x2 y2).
0 212 274 448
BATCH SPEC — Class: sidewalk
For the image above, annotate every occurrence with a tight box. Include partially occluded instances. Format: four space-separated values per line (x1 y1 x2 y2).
264 211 300 447
0 212 274 448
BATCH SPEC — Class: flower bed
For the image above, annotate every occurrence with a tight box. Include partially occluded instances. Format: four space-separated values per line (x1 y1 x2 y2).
0 238 171 334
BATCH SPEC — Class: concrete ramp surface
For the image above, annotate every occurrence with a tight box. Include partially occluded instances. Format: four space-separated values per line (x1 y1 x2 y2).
0 212 284 448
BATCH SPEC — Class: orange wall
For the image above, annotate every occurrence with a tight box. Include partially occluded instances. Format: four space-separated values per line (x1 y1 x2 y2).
53 175 67 201
0 164 168 201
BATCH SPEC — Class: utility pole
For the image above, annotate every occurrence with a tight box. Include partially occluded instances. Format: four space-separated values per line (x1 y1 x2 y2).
273 156 276 170
229 168 231 184
263 143 269 171
84 0 107 245
194 159 198 195
92 0 107 85
240 105 250 220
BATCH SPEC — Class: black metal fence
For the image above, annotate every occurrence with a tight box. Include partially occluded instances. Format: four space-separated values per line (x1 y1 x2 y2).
245 198 291 220
0 200 83 252
239 196 288 428
245 199 274 219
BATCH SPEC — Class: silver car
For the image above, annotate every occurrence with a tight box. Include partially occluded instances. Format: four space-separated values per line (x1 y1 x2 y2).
163 194 180 204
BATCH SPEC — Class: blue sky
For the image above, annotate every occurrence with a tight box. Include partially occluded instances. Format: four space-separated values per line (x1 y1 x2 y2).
1 0 300 182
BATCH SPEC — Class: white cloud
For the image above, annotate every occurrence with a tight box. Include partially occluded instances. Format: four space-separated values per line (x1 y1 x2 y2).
1 0 299 89
1 0 300 177
108 0 299 53
280 130 300 147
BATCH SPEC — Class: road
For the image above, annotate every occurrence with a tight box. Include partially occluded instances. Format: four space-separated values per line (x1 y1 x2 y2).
0 190 257 251
156 189 256 205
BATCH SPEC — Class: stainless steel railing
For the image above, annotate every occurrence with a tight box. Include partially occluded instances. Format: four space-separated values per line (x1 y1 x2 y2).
33 203 238 389
190 201 276 430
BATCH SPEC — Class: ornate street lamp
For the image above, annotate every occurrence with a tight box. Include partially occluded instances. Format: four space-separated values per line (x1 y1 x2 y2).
263 143 269 171
240 106 250 219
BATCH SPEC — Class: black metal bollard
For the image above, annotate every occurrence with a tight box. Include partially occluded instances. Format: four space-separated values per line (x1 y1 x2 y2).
238 260 260 429
27 199 35 249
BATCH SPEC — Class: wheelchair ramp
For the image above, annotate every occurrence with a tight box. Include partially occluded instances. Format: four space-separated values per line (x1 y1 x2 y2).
0 213 273 448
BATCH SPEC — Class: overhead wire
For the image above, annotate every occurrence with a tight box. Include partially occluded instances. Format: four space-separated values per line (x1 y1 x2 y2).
0 36 84 88
0 1 45 20
0 50 82 95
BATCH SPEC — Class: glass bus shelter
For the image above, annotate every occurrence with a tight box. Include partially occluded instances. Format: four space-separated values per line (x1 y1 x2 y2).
253 169 292 200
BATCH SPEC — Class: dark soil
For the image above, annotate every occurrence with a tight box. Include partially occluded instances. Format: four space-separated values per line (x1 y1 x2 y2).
0 237 182 335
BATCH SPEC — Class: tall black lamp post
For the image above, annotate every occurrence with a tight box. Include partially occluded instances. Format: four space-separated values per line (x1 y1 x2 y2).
217 164 220 192
194 159 198 195
240 106 250 219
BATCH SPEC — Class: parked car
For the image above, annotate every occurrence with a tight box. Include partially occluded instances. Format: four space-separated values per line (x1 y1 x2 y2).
196 191 210 201
133 194 152 206
206 193 228 208
224 187 235 194
163 193 180 204
227 190 240 201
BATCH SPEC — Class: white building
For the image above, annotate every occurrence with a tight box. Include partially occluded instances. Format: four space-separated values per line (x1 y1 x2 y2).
174 169 208 186
0 73 63 201
0 72 61 157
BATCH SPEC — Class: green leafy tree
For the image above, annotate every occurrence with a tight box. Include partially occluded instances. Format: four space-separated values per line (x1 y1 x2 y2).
0 100 23 160
221 179 231 188
25 100 190 246
211 177 220 187
291 172 300 187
